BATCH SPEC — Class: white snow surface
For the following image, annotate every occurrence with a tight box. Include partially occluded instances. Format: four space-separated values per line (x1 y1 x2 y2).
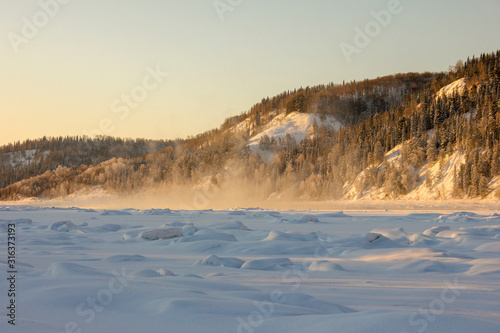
436 78 466 99
1 205 500 332
246 112 342 161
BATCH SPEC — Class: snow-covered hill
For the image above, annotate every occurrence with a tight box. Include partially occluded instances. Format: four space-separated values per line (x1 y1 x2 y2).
347 143 499 200
436 78 466 99
234 111 342 161
248 112 342 146
233 79 465 164
346 77 499 200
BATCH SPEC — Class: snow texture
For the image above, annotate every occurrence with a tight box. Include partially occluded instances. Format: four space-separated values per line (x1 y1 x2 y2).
1 205 499 333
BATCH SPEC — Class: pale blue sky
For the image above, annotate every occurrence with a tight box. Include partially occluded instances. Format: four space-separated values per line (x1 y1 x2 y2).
0 0 499 145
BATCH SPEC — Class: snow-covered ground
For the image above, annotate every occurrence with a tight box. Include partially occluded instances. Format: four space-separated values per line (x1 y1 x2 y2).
436 78 466 99
1 205 500 333
247 112 342 148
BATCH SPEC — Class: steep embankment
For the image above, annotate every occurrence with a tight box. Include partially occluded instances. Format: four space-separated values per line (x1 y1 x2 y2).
346 78 499 200
235 111 342 161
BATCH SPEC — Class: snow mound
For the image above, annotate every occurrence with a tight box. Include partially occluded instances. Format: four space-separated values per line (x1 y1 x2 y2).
365 232 383 243
122 230 142 240
157 269 175 276
101 210 132 216
316 212 351 218
263 230 318 242
0 219 33 230
308 261 345 272
268 211 283 218
132 269 163 278
298 215 320 223
282 215 321 224
363 232 404 248
475 241 500 252
405 213 443 220
458 226 500 236
228 211 246 216
390 259 470 273
142 209 172 215
227 291 355 315
436 212 483 223
357 248 470 262
140 228 183 240
207 221 249 231
181 225 198 236
423 226 451 236
51 221 79 232
178 230 237 242
181 273 203 279
45 262 109 278
370 227 436 246
433 226 500 241
196 255 245 268
275 292 354 314
371 227 410 238
466 259 500 275
467 265 500 275
265 309 499 333
101 254 147 262
95 224 123 232
77 208 96 213
241 258 293 270
161 221 191 227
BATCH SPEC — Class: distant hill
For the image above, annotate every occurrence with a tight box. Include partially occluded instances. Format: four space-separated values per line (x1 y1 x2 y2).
1 51 499 202
0 136 175 192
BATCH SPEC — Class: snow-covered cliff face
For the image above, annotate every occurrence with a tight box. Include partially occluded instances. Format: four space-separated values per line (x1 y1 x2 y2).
346 78 499 200
233 111 342 161
436 78 466 99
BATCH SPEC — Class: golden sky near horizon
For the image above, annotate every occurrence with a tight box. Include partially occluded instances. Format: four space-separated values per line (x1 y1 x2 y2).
1 0 499 145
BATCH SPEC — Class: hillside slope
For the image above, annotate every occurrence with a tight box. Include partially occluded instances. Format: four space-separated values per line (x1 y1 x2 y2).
347 144 500 201
244 112 342 161
0 136 174 191
347 78 499 200
436 78 466 98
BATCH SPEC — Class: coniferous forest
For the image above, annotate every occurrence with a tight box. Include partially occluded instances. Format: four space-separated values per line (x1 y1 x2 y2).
1 51 499 201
